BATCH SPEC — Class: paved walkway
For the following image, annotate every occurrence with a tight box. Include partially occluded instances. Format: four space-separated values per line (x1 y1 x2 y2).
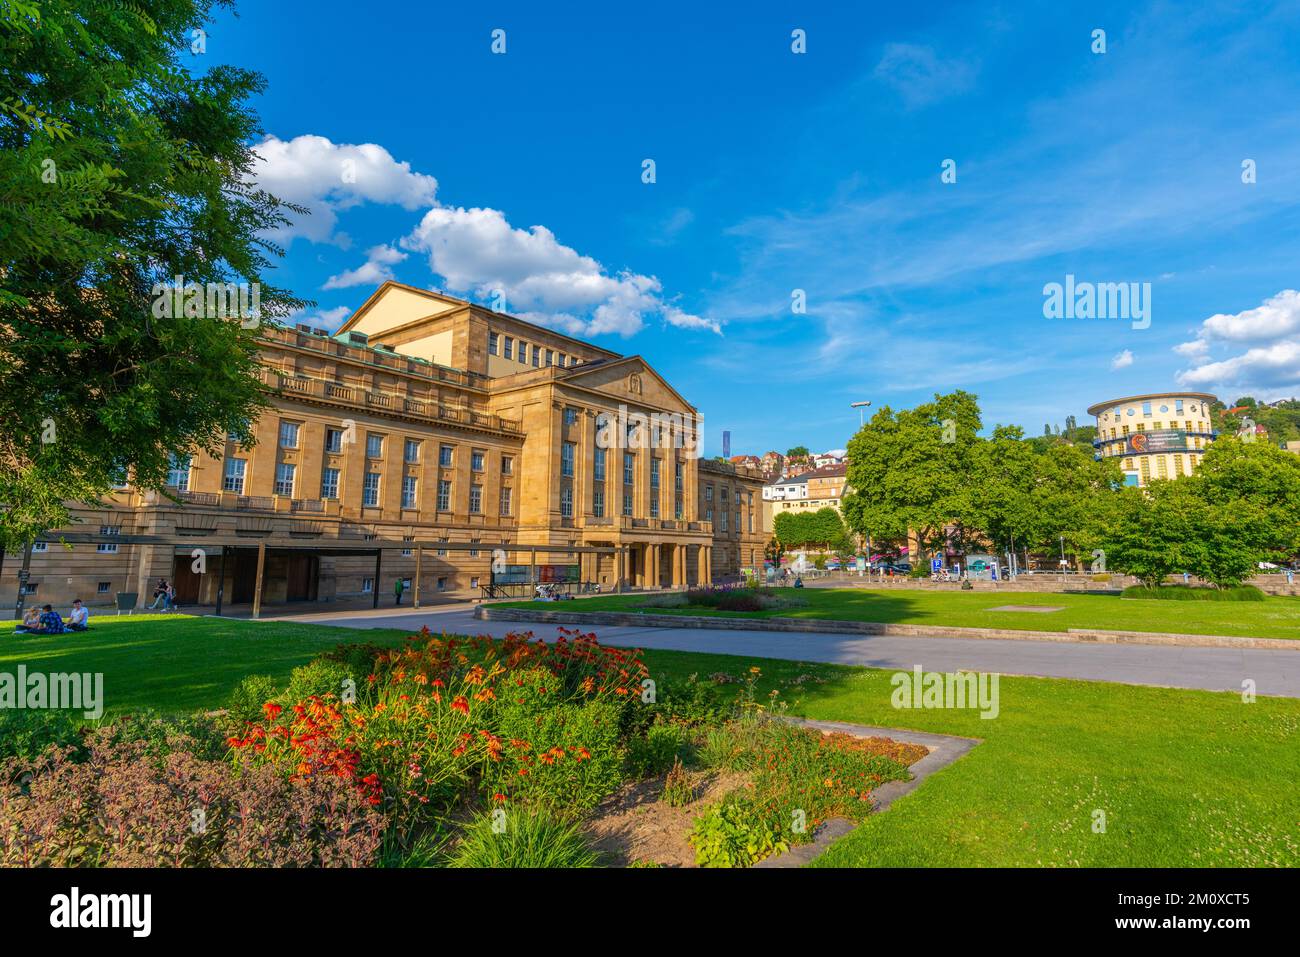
267 605 1300 698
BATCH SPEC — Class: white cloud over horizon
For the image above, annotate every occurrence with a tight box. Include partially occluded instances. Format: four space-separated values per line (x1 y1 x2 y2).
253 134 715 338
1175 290 1300 400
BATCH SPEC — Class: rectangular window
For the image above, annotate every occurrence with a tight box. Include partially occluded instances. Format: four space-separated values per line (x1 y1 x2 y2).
437 577 447 591
650 458 661 489
321 467 340 499
545 349 554 366
439 444 454 467
706 507 713 523
501 456 513 475
402 475 417 509
1175 399 1184 415
500 486 512 516
437 538 448 557
675 461 683 492
471 450 485 472
503 336 514 360
1142 401 1152 417
488 331 499 355
366 434 384 458
166 454 191 491
437 480 451 511
274 462 296 497
705 484 713 502
325 428 343 453
222 458 246 493
676 496 684 520
563 407 577 427
560 486 573 518
561 442 575 477
594 447 606 481
532 345 540 367
649 492 659 519
362 578 373 594
32 541 48 552
279 421 299 449
720 511 728 531
96 543 119 554
622 488 633 516
363 472 381 507
404 439 421 464
469 484 483 514
97 581 110 594
593 487 605 517
623 453 635 485
469 540 480 558
558 353 567 367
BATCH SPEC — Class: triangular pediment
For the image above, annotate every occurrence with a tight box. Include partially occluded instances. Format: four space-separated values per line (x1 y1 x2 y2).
560 356 696 414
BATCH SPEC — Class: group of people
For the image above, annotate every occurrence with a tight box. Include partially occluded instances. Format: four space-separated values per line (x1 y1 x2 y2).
16 599 89 635
148 578 177 611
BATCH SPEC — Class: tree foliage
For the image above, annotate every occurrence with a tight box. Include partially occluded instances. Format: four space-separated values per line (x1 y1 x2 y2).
0 0 307 548
773 507 852 552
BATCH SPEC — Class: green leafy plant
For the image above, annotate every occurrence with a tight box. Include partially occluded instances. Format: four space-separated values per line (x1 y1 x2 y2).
689 794 788 867
449 808 600 868
226 674 281 722
626 723 685 778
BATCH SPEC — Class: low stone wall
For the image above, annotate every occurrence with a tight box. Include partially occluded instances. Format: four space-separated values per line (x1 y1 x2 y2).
805 573 1300 597
474 605 1300 652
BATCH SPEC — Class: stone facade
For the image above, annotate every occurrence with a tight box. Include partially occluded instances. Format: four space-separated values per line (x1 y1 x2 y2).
6 282 771 610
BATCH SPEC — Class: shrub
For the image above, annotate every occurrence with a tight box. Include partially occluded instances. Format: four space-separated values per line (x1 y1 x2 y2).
689 793 788 867
660 757 693 807
656 673 727 727
227 674 281 723
1121 584 1267 601
716 591 767 612
626 723 686 778
449 807 599 868
0 710 82 768
0 730 384 867
284 658 361 704
321 642 390 676
105 711 229 763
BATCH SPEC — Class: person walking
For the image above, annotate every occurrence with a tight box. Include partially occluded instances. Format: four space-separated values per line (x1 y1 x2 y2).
394 577 405 606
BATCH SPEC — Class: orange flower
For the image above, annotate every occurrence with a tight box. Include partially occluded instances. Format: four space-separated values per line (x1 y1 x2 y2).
451 695 470 715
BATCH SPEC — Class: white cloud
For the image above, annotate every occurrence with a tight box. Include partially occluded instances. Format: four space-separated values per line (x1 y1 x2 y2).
401 205 718 337
250 135 439 245
1175 290 1300 400
873 43 976 108
251 135 712 338
323 244 408 290
1111 349 1134 370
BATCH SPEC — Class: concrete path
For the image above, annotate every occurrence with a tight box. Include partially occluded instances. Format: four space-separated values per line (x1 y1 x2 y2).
266 605 1300 699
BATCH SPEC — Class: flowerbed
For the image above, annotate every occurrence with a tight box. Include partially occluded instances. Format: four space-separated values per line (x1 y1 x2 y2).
0 628 924 868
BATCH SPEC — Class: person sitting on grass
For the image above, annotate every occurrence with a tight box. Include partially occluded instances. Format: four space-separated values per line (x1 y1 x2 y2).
65 599 89 632
32 604 64 635
14 606 40 633
147 578 169 611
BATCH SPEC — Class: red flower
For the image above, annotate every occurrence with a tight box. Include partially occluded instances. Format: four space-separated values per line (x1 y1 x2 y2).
451 695 470 715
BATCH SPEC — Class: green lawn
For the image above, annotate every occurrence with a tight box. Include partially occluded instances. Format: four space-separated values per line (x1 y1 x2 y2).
497 587 1300 640
2 614 1296 865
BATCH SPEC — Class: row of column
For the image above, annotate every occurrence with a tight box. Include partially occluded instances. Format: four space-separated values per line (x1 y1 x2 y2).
628 542 711 589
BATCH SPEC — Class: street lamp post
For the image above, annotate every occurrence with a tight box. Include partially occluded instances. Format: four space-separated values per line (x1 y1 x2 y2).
850 400 872 428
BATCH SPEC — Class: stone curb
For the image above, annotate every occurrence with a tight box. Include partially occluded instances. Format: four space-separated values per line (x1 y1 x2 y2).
473 605 1300 651
754 719 982 868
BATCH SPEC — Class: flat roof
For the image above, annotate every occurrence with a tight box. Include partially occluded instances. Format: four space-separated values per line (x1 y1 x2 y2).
1086 392 1218 416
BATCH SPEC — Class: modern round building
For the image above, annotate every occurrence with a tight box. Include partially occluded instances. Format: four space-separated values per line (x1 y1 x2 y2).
1087 392 1219 487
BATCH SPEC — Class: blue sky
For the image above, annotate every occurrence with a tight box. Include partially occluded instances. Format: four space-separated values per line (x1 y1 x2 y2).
208 0 1300 456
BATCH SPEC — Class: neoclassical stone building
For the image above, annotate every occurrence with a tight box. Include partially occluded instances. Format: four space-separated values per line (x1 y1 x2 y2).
7 282 770 611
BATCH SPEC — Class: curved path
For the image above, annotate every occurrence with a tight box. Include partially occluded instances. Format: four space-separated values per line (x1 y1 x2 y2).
268 604 1300 698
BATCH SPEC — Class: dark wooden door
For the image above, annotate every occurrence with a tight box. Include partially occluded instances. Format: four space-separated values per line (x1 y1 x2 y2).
285 553 318 601
171 556 201 605
232 551 258 604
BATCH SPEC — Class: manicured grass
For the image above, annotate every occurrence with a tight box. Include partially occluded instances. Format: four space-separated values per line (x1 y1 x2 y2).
0 614 412 715
497 587 1300 640
2 615 1296 865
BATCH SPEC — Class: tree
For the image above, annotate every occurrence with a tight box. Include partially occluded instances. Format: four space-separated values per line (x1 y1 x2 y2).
1096 482 1197 588
843 390 982 563
1189 437 1300 558
0 0 307 550
785 445 810 459
763 536 783 566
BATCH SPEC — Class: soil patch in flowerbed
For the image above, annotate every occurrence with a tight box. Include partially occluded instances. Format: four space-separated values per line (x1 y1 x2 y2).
585 729 931 867
584 769 750 867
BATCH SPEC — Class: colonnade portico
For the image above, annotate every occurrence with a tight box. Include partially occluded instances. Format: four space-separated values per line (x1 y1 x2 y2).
597 540 712 590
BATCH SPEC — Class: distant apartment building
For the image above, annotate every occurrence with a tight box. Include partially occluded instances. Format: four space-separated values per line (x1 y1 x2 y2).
1088 391 1219 487
767 463 848 517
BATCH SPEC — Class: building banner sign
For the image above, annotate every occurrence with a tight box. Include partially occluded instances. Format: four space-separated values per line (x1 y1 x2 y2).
1125 429 1189 454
